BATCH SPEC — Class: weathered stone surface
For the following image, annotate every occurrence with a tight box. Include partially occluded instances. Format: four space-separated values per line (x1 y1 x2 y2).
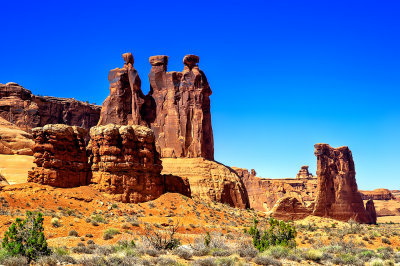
359 189 395 201
312 144 375 224
163 174 191 198
97 53 144 126
97 53 214 160
27 124 90 187
233 167 317 212
0 172 9 186
0 117 34 155
296 165 314 179
365 199 377 224
88 124 164 203
0 83 101 132
161 158 249 209
269 196 313 221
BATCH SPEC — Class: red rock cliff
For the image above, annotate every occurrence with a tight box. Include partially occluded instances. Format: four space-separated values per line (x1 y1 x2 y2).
0 82 101 132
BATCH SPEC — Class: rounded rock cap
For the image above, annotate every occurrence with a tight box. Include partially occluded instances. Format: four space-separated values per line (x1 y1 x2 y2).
122 53 134 64
149 55 169 66
183 54 200 66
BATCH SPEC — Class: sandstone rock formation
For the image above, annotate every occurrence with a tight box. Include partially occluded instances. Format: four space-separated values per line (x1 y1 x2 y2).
27 124 90 187
296 165 314 179
162 158 249 209
269 196 313 221
365 199 377 224
88 124 164 203
359 189 395 201
0 82 100 132
97 53 214 160
312 144 375 224
0 172 9 186
233 167 317 212
97 53 144 126
0 117 34 155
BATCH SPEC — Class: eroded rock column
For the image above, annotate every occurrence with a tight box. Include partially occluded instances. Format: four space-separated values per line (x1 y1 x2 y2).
312 143 376 224
27 124 89 187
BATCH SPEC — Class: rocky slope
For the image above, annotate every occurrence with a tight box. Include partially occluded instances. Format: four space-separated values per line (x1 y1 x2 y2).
0 117 34 155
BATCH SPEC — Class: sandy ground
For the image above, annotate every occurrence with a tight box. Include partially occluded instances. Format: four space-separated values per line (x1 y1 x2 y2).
0 154 33 184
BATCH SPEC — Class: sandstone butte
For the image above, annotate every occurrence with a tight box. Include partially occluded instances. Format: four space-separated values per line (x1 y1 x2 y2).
359 188 396 200
0 82 100 132
312 143 376 224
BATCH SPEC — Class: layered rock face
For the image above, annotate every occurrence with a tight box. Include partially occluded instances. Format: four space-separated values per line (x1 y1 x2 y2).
296 165 314 179
97 53 214 160
269 196 313 221
0 117 34 155
359 189 395 200
233 167 317 212
162 158 249 209
88 124 164 203
27 124 90 187
312 144 375 224
0 82 101 132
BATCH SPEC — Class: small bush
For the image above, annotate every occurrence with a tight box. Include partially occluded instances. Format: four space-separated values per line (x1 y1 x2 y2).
174 247 193 260
103 228 120 240
266 245 290 259
0 255 29 266
304 249 323 262
50 218 60 228
142 222 180 250
211 248 232 257
253 256 282 266
247 218 296 252
2 211 50 262
68 230 79 237
192 257 217 266
71 246 93 254
382 237 391 245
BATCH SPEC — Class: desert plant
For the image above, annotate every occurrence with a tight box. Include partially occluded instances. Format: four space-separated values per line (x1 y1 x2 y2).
2 211 50 261
304 249 323 262
247 218 296 252
68 230 79 237
50 218 60 228
103 228 120 240
253 255 282 266
142 222 180 250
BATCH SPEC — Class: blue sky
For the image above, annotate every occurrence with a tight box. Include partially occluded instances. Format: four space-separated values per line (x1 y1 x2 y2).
1 1 399 189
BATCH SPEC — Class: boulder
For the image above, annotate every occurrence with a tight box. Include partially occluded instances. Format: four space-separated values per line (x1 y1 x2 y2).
312 143 375 224
161 158 249 209
88 124 164 203
269 196 313 221
27 124 90 187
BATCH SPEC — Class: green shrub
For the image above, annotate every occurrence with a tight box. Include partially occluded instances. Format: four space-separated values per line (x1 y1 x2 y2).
247 218 296 252
68 230 78 237
304 249 323 262
1 211 50 261
103 228 120 240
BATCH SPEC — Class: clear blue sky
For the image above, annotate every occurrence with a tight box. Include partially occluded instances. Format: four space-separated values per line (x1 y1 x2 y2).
1 1 399 190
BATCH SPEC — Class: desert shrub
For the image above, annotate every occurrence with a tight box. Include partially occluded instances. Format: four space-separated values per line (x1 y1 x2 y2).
1 211 50 261
304 249 323 262
78 256 107 266
90 214 107 224
103 228 120 240
369 259 384 266
150 256 177 265
192 257 217 266
94 245 115 256
339 253 363 265
50 218 60 228
68 230 79 237
71 245 93 254
266 245 290 259
0 255 29 266
246 218 296 252
215 257 237 266
382 237 391 245
142 222 180 250
253 256 282 266
236 241 258 258
174 247 193 260
51 246 68 256
211 248 232 257
37 254 75 265
85 233 93 238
